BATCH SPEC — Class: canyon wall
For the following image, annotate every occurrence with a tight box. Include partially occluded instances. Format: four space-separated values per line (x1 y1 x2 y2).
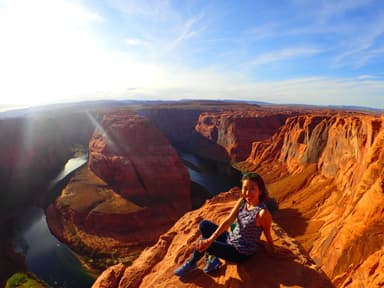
0 111 95 209
88 111 190 208
3 103 383 287
246 112 384 286
194 110 295 161
93 108 383 287
46 110 191 270
140 106 230 163
140 104 247 181
0 108 97 284
139 107 202 145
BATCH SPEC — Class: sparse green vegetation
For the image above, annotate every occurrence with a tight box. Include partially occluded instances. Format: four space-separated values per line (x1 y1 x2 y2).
6 272 48 288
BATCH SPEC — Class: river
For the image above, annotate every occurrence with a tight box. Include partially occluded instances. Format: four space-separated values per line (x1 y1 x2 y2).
10 155 95 288
11 207 95 287
10 152 241 287
179 151 241 196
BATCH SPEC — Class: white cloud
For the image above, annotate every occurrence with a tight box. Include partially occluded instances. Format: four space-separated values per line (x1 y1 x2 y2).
318 0 374 19
250 48 323 65
107 0 174 18
170 12 205 48
357 74 376 80
125 38 148 46
334 14 384 66
111 67 384 108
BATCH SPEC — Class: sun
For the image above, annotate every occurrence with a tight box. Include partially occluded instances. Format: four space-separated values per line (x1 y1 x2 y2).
0 0 106 108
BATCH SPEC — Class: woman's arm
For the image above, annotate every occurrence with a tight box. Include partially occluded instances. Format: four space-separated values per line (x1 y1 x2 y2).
196 198 243 252
259 209 275 253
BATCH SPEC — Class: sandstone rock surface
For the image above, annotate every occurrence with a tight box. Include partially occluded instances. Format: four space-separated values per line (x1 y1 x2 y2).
195 110 295 161
91 108 384 287
246 112 384 286
47 111 191 270
88 111 190 209
93 189 334 288
4 103 382 288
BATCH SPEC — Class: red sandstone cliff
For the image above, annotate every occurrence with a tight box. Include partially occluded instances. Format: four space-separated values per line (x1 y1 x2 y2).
140 106 230 163
92 109 383 287
46 111 191 271
0 108 97 283
88 111 190 209
194 110 295 161
92 189 334 288
245 112 384 286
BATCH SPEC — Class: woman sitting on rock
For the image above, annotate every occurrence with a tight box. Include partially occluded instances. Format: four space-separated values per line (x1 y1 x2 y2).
174 172 275 276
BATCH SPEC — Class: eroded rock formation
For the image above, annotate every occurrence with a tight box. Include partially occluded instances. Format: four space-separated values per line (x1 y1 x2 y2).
195 110 294 161
246 112 384 286
140 106 230 163
4 102 382 287
94 110 384 287
88 111 190 208
0 108 97 283
92 189 334 288
46 111 191 269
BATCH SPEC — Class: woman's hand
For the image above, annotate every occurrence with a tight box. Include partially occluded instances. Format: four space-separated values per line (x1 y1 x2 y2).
196 238 212 252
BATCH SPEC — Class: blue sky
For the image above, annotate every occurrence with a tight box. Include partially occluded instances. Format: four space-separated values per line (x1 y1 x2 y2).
1 0 384 109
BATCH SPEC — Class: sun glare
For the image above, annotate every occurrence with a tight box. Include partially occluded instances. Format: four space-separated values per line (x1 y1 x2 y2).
0 0 160 108
1 0 383 109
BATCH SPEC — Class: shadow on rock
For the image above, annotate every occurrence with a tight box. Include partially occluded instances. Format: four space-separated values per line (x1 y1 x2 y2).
234 250 334 288
178 249 334 288
274 208 308 238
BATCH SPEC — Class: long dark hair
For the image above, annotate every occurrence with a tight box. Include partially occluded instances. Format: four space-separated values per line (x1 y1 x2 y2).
241 172 268 202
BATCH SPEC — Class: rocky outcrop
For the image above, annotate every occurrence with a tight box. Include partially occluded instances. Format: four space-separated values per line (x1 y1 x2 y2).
4 102 383 287
140 106 231 163
334 249 384 288
47 111 191 270
246 114 335 181
88 111 190 209
93 189 334 288
195 111 294 161
246 112 384 285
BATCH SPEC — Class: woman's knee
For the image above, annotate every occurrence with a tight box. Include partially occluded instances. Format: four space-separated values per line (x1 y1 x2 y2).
198 220 217 236
199 220 211 231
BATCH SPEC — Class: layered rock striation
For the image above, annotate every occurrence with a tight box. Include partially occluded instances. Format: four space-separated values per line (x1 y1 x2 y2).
5 103 381 287
47 111 191 269
195 110 295 162
93 189 334 288
87 107 384 287
246 112 384 286
88 111 190 209
140 106 230 163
